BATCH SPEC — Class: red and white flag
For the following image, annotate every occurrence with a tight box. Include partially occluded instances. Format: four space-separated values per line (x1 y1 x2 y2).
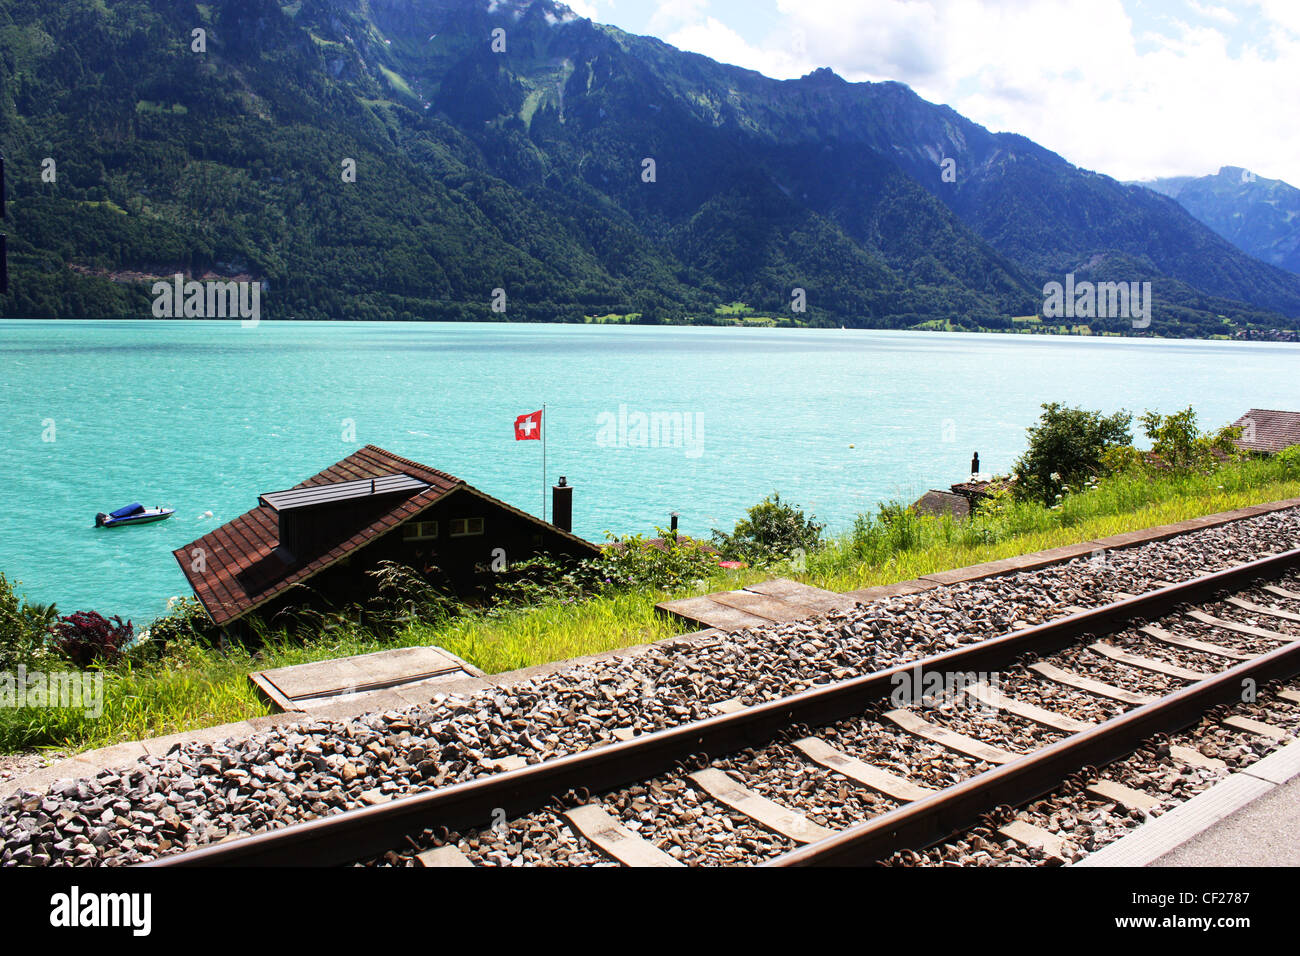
514 409 543 441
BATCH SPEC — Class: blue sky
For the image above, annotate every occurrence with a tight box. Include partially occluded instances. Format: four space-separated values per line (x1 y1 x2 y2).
563 0 1300 185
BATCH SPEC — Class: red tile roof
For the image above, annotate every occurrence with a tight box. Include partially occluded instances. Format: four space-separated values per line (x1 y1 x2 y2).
174 446 463 626
1231 409 1300 454
174 445 599 627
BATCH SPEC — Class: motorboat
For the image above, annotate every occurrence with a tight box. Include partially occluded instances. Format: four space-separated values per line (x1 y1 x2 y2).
95 502 175 528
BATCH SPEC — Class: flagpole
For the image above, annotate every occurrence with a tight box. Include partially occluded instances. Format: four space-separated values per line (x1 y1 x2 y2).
542 403 547 522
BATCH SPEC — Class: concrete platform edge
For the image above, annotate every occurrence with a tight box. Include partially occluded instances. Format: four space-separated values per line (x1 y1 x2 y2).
1074 738 1300 867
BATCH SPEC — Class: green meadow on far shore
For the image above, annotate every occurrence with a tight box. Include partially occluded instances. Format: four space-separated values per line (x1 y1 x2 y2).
2 451 1298 757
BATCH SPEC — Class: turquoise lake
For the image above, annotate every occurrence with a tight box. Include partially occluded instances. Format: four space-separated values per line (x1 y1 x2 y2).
1 320 1292 626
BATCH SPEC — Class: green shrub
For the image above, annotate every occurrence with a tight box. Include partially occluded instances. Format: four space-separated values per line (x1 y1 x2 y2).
487 553 600 608
1013 403 1133 504
1276 445 1300 477
1099 443 1146 476
595 531 718 593
712 494 824 565
1139 406 1244 472
138 596 220 656
490 534 718 610
0 573 57 669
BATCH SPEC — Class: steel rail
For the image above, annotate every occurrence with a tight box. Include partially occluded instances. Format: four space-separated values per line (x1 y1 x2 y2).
767 632 1300 866
146 546 1300 866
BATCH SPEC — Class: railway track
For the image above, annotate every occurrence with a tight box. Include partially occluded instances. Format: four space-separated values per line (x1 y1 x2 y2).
147 546 1300 868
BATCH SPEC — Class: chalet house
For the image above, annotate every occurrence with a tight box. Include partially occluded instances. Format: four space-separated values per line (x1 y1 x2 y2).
174 445 600 628
1231 409 1300 455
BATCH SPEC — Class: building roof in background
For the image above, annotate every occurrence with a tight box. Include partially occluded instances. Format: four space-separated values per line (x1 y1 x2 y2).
1231 409 1300 454
912 490 973 519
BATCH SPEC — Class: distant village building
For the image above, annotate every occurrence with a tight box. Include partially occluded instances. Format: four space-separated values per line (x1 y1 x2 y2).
1230 409 1300 455
175 446 599 628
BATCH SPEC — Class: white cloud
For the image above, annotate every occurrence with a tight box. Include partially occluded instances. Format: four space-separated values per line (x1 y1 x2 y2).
655 0 1300 184
667 17 807 75
566 0 600 18
1188 2 1237 26
1251 0 1300 36
650 0 713 33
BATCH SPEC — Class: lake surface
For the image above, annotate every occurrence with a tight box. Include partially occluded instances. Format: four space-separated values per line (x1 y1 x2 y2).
1 320 1291 626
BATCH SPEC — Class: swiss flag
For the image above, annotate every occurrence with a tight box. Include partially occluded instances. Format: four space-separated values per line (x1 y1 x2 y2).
514 409 543 441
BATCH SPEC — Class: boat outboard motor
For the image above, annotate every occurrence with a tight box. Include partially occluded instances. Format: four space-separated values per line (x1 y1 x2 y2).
95 512 108 527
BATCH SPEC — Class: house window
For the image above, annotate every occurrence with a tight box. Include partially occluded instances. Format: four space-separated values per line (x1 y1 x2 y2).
450 517 484 537
403 520 438 541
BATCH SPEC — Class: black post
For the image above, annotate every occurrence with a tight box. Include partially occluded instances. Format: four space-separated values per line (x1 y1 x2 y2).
670 512 679 536
971 452 979 475
552 476 572 533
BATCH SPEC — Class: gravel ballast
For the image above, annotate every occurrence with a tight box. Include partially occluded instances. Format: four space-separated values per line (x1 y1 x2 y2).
3 507 1299 867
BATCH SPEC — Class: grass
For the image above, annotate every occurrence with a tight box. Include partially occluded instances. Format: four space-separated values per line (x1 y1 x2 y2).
4 455 1299 756
379 66 416 100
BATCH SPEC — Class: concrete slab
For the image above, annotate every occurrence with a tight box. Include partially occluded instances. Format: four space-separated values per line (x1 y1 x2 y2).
484 647 655 689
655 595 769 631
1090 528 1182 549
921 557 1029 586
841 579 938 603
743 578 853 613
1232 505 1274 518
417 846 474 867
249 644 486 713
257 645 473 700
79 741 149 769
1025 542 1111 564
1 742 148 797
305 691 410 722
709 589 818 623
140 720 260 756
292 671 482 710
658 628 725 650
1182 514 1238 529
4 758 104 796
246 712 311 732
1 721 314 800
390 672 491 706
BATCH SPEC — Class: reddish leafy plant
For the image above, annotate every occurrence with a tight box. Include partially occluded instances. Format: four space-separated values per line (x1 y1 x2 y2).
49 611 133 667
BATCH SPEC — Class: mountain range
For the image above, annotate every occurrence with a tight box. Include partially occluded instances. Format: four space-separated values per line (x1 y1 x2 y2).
1133 167 1300 278
1 0 1299 337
